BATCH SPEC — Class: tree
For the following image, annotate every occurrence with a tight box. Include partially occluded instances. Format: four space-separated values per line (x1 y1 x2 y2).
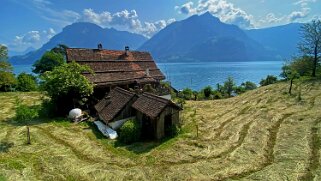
16 73 38 92
33 51 64 74
0 45 8 62
179 88 193 100
51 44 69 57
40 61 94 115
241 81 257 91
281 65 300 95
299 20 321 77
223 76 236 97
260 75 278 86
288 56 314 76
203 86 213 98
0 45 16 91
235 81 257 95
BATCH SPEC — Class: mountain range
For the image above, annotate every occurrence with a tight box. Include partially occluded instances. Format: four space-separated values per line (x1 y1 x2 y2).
10 22 147 65
139 12 302 62
10 13 303 65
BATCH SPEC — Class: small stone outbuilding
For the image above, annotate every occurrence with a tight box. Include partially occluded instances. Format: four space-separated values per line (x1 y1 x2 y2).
132 93 182 139
94 87 182 140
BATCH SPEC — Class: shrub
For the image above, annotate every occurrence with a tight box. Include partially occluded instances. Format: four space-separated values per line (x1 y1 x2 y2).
15 104 40 122
165 125 180 137
212 90 223 99
40 61 94 116
179 88 193 100
16 73 38 92
203 86 213 98
260 75 278 86
143 84 156 94
118 119 141 144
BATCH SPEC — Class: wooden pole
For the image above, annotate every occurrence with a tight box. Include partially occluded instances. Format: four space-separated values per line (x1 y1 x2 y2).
196 124 199 138
27 126 31 145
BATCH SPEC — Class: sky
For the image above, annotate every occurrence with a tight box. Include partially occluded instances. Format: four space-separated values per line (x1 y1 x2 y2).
0 0 320 53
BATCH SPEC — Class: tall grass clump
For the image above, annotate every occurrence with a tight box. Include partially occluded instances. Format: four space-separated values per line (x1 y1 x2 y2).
118 119 141 144
15 103 39 122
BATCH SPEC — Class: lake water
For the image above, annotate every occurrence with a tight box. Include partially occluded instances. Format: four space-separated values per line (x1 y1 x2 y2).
157 61 284 90
13 61 284 91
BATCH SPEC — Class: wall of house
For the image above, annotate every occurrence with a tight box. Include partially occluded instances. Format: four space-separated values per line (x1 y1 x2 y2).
157 112 165 139
135 106 180 140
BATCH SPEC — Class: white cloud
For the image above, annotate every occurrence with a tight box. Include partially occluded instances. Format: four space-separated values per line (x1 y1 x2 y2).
11 28 56 52
288 10 309 22
176 0 254 29
79 9 175 37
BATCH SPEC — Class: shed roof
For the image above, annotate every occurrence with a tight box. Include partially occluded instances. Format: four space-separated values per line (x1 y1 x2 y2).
132 92 182 119
94 87 137 123
66 48 165 87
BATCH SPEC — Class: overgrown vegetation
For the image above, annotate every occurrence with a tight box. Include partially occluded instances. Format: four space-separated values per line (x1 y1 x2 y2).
118 119 141 144
16 73 37 92
32 44 68 74
40 61 94 115
0 45 16 92
178 77 257 101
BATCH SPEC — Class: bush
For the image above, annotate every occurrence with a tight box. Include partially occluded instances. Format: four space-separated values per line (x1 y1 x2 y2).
260 75 278 86
212 90 223 99
165 125 180 137
16 73 37 92
15 104 40 122
40 61 94 116
118 119 141 144
179 88 193 100
203 86 213 98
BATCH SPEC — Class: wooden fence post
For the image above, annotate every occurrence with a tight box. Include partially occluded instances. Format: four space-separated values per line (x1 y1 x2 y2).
27 126 31 145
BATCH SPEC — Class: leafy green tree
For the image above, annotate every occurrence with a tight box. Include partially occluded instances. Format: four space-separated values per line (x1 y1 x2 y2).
0 45 17 92
223 76 236 97
260 75 278 86
40 61 94 115
16 73 38 92
33 51 64 74
242 81 257 90
203 86 213 98
0 45 8 62
299 20 321 77
179 88 193 100
51 44 69 58
281 65 300 95
287 56 314 76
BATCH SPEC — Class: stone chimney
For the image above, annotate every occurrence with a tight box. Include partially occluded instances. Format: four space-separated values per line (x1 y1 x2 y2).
145 68 150 77
98 43 103 50
125 46 129 56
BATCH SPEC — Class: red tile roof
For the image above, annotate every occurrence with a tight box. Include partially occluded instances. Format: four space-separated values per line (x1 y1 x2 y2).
94 87 137 123
66 48 165 87
132 93 182 119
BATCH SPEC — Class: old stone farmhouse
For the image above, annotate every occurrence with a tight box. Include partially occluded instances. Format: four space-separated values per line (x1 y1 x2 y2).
66 45 181 140
66 45 165 98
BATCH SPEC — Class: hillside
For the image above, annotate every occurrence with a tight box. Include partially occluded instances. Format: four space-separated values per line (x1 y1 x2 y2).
139 12 276 62
9 22 148 65
1 80 321 180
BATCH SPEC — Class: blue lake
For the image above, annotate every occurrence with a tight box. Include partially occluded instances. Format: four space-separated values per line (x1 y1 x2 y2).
157 61 284 90
13 61 284 91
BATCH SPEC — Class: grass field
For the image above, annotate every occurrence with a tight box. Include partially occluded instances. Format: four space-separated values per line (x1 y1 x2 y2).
0 80 321 180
